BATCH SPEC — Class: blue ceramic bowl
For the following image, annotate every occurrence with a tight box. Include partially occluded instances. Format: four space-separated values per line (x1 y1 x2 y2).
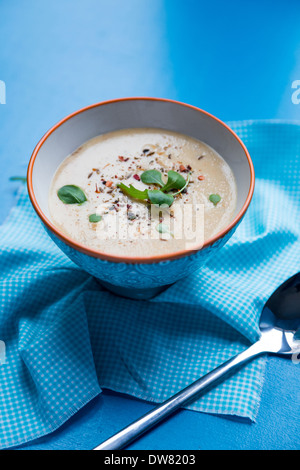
28 98 254 299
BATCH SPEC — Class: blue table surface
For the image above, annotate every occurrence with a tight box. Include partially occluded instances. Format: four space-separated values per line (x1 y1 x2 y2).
1 0 300 450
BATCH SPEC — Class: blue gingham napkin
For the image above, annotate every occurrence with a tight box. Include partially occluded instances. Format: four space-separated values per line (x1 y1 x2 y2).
1 121 300 449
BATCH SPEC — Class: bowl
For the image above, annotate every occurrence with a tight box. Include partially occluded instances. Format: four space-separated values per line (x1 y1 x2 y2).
27 97 254 300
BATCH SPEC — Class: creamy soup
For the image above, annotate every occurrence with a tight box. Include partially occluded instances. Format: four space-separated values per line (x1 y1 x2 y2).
49 128 237 256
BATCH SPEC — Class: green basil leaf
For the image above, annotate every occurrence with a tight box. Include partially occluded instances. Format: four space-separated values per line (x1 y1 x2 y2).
140 169 164 187
171 172 192 196
156 223 169 233
156 223 174 237
148 190 174 207
9 176 27 183
57 185 87 204
209 194 221 206
118 183 148 200
89 213 102 223
161 170 186 192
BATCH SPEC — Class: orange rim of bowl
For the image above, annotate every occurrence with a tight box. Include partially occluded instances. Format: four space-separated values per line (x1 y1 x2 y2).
27 97 255 264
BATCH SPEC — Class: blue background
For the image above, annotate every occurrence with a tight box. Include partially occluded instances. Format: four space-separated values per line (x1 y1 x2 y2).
0 0 299 450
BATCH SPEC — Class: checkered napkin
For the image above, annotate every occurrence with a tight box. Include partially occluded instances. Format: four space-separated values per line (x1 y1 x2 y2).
1 121 300 449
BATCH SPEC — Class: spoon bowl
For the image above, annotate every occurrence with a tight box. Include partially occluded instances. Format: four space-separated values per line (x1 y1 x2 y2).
260 272 300 334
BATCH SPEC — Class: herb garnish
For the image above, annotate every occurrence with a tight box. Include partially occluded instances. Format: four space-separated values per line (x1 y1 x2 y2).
89 213 102 223
118 169 191 208
209 194 221 206
148 190 174 207
161 170 186 192
118 183 148 200
156 223 174 237
141 169 164 187
57 185 87 204
171 172 192 196
9 176 27 183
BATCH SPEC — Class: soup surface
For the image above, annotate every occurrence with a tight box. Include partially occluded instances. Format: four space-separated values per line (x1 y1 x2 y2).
49 128 237 256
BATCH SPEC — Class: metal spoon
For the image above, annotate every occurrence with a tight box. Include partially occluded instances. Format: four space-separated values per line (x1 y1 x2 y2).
94 272 300 450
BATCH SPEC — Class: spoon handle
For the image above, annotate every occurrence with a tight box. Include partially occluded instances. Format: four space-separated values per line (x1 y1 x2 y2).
94 338 267 450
